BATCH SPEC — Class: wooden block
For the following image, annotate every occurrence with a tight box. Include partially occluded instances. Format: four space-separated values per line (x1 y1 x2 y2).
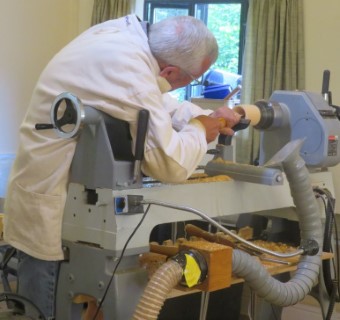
149 241 179 257
179 240 232 292
73 294 103 320
237 226 253 240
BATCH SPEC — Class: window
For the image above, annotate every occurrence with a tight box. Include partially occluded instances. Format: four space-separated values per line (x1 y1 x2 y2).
144 0 248 101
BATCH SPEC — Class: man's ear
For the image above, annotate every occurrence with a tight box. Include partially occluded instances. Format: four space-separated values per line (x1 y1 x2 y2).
159 65 181 81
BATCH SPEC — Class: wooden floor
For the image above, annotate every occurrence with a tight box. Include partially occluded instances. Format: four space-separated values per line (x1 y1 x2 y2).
282 295 340 320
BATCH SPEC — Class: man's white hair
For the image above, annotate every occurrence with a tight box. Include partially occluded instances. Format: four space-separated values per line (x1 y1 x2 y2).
148 16 218 75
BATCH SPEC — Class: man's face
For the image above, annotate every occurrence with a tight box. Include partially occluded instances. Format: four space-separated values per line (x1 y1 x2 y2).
160 57 212 91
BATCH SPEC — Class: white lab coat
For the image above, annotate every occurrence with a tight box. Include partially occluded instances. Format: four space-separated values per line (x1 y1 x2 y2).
4 15 212 260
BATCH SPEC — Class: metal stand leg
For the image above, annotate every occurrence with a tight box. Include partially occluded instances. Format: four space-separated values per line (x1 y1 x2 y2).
199 291 210 320
56 241 148 320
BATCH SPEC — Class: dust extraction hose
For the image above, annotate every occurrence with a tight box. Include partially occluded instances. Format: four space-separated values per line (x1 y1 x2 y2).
232 140 323 306
133 139 323 316
131 260 183 320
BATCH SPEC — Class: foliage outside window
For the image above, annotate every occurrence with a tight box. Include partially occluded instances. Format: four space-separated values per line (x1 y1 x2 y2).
144 0 248 100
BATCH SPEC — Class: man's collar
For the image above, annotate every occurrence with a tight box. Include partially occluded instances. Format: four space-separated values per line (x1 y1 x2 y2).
136 15 149 36
139 21 149 36
156 76 172 93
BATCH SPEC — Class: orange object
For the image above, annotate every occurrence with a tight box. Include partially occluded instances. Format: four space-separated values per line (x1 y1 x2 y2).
218 118 228 128
179 241 232 292
73 294 104 320
185 223 237 248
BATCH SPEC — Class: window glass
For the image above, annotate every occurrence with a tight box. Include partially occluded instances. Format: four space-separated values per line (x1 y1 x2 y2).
153 8 189 20
203 4 241 74
144 1 247 101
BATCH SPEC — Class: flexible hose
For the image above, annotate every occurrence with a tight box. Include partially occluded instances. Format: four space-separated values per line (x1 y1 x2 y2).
135 140 323 314
316 188 337 297
131 260 183 320
232 140 324 306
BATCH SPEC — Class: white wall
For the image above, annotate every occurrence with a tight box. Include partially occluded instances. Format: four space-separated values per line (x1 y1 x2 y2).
304 0 340 212
304 0 340 103
0 0 94 197
134 0 144 18
0 0 89 154
78 0 95 32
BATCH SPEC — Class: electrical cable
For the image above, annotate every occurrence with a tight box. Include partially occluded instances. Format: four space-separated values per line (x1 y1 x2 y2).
312 194 328 320
325 281 338 320
324 197 337 295
322 190 337 296
313 187 340 320
141 199 304 259
91 204 151 320
314 187 340 299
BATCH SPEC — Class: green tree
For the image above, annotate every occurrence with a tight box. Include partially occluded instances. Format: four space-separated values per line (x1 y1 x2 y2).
207 4 241 74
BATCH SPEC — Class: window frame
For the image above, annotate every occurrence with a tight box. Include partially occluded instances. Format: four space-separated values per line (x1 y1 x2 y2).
143 0 249 75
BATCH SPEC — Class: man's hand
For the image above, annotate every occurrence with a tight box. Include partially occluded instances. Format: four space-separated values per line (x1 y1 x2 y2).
210 106 241 136
195 115 221 143
195 107 242 143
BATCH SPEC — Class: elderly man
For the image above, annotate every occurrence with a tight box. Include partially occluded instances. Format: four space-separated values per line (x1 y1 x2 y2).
4 14 240 319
